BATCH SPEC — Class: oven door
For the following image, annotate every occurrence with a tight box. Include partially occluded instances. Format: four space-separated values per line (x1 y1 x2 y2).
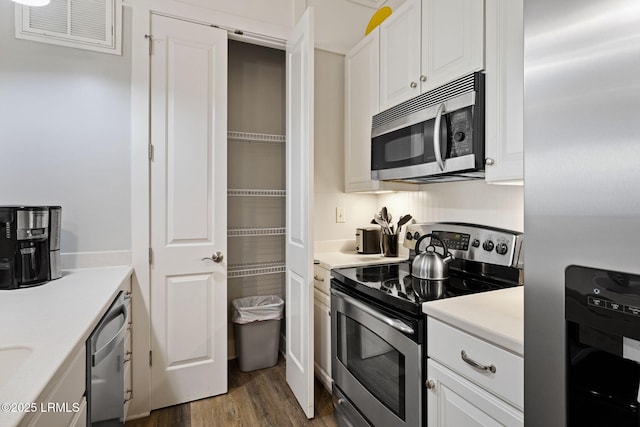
331 288 422 427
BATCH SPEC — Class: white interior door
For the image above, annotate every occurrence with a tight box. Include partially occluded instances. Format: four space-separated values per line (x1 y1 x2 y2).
285 7 315 419
149 13 228 410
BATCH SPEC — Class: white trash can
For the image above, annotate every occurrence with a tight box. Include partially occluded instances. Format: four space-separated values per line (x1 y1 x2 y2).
232 295 284 372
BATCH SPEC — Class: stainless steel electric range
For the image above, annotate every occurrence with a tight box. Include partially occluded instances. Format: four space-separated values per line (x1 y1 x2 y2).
330 223 524 427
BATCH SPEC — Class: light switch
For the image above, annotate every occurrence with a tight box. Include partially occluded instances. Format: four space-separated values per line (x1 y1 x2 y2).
336 207 346 223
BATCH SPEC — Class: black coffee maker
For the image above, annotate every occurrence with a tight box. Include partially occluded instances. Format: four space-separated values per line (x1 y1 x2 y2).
0 206 54 289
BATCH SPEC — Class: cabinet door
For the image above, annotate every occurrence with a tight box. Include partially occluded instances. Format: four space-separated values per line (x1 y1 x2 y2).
427 359 523 427
345 30 381 192
379 0 421 110
421 0 484 92
484 0 524 183
313 289 332 392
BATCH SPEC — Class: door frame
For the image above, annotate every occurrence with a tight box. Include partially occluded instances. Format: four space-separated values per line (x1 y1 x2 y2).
130 0 291 418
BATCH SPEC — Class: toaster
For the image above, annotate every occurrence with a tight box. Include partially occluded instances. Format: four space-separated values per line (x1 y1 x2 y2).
355 227 381 254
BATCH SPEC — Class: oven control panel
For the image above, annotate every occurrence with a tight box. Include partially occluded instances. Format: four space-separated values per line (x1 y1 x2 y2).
403 222 524 268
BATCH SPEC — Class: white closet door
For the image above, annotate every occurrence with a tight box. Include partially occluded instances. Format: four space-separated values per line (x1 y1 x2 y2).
149 13 228 410
285 7 315 419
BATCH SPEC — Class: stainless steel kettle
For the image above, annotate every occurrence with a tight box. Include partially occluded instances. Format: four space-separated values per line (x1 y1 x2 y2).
412 234 455 280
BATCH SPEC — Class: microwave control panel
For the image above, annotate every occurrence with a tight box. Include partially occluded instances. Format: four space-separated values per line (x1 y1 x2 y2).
448 107 474 157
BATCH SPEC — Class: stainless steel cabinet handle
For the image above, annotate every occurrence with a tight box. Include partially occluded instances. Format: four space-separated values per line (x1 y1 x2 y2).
485 158 495 166
201 251 224 263
420 75 427 82
425 379 436 389
331 289 415 335
461 350 496 373
433 103 446 171
314 275 325 282
410 81 418 88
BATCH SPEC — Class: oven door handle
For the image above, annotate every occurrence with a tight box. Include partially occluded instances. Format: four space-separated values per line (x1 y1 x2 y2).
433 103 446 171
331 289 415 335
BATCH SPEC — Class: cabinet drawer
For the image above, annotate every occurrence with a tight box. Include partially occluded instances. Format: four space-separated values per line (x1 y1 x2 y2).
313 265 331 295
26 346 86 427
427 318 523 410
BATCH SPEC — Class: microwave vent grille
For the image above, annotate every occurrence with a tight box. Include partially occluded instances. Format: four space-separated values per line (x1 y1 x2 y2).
372 73 479 130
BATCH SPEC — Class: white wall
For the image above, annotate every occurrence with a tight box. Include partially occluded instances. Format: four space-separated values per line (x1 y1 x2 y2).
294 0 408 54
314 49 379 243
0 3 132 254
378 182 525 242
170 0 295 29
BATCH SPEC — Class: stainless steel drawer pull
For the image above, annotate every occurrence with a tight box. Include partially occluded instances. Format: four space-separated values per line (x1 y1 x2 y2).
314 275 325 282
461 350 496 373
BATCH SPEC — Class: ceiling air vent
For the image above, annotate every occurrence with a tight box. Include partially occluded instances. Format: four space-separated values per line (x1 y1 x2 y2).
14 0 122 55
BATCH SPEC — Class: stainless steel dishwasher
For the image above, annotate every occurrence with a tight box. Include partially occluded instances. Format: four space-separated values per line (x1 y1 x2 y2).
87 291 130 426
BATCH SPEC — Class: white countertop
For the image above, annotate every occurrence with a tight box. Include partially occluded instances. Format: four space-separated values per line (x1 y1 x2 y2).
423 286 524 356
315 250 409 270
0 266 132 427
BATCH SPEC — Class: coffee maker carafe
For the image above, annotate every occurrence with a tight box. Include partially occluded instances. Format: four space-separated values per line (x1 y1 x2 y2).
0 206 52 289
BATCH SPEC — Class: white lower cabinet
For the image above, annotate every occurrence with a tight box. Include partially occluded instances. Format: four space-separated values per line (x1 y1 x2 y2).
313 286 332 392
313 265 332 392
427 359 523 427
24 346 86 427
426 318 523 426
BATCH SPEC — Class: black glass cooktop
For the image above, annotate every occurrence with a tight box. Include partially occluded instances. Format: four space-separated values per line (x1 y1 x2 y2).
331 261 518 316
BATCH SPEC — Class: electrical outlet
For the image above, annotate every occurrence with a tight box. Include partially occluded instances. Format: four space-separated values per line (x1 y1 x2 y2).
336 207 346 223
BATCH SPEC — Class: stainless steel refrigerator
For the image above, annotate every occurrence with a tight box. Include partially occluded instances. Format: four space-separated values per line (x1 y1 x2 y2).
524 0 640 425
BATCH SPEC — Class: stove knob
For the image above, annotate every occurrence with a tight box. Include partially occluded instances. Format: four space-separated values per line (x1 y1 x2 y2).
414 232 421 240
406 231 413 240
472 239 480 248
482 240 494 251
496 243 509 255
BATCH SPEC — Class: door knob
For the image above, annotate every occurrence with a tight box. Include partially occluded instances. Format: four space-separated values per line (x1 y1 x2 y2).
201 251 224 263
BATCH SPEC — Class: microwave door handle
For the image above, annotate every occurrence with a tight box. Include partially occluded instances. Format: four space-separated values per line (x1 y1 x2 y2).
433 103 446 171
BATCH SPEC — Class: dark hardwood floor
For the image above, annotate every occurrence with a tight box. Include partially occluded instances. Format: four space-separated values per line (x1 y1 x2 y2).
126 356 336 427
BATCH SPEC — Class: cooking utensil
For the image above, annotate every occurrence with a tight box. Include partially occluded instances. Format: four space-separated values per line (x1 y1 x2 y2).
412 234 454 280
395 214 413 234
374 210 392 235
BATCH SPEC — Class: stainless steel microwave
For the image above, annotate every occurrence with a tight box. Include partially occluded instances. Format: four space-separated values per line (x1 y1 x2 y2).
371 72 485 183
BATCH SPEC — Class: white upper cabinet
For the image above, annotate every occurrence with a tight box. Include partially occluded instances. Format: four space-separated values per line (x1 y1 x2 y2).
422 0 485 91
379 0 422 110
380 0 484 111
345 30 380 192
344 29 418 192
484 0 524 183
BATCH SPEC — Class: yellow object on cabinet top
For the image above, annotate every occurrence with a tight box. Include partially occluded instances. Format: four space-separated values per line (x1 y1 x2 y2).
365 6 392 35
